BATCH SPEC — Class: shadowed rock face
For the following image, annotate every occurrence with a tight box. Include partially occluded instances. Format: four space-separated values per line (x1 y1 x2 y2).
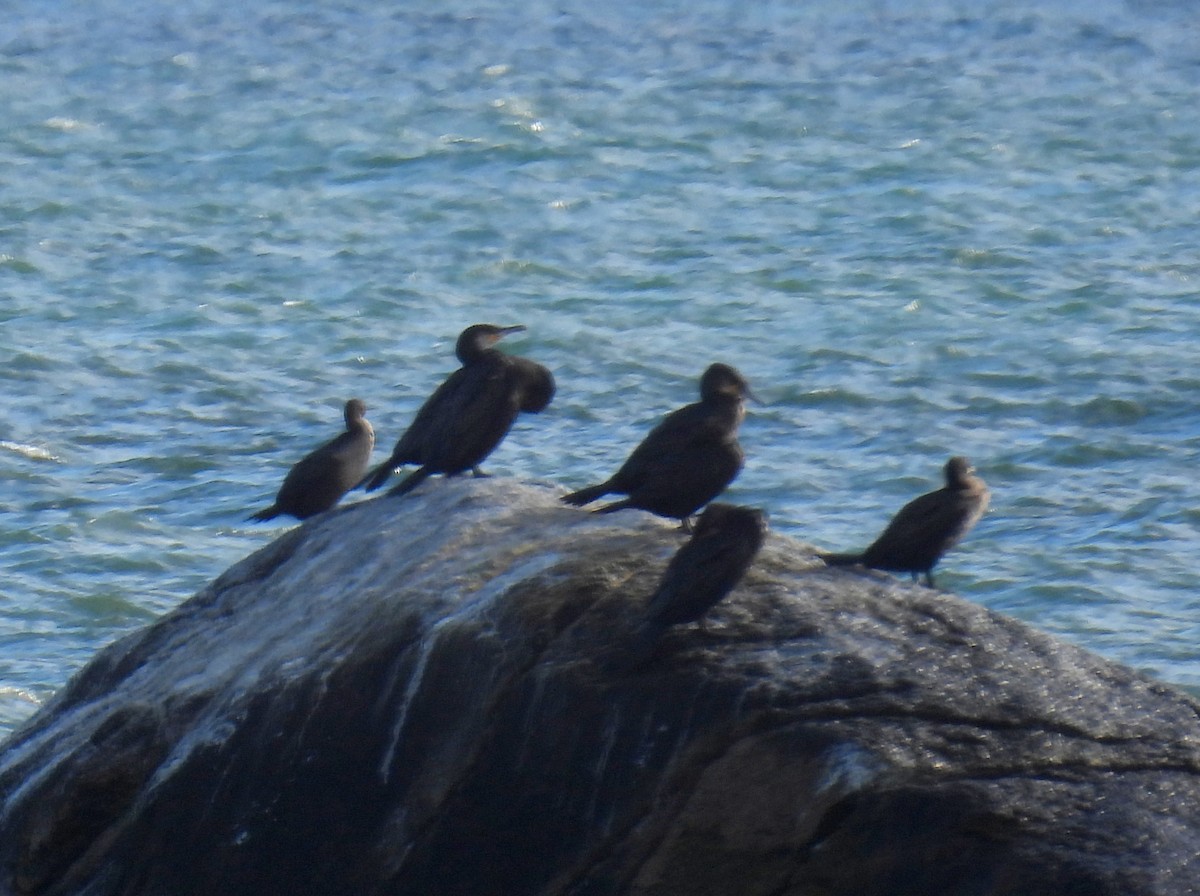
2 479 1200 895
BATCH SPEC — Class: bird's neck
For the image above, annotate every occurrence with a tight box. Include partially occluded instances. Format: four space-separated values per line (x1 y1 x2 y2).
708 395 745 426
950 475 982 493
460 345 499 365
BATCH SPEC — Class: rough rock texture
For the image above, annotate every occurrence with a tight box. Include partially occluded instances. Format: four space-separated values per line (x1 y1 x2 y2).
1 478 1199 895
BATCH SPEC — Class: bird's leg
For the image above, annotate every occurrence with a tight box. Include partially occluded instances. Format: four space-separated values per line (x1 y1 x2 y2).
679 516 694 534
472 466 490 478
924 571 936 588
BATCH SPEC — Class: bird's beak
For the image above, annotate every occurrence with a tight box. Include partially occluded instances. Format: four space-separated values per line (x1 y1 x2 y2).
499 325 527 337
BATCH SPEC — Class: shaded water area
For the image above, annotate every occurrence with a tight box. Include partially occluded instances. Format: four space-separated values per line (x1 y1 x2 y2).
3 0 1199 736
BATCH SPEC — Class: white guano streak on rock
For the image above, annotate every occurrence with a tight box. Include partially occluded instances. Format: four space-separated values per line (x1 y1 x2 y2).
376 554 562 784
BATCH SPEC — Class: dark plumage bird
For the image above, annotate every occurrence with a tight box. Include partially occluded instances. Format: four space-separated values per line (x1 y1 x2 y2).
820 456 989 587
358 324 555 497
562 363 752 530
247 398 375 522
631 503 767 660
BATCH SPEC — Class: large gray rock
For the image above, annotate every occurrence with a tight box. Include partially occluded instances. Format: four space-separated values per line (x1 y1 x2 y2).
1 478 1199 895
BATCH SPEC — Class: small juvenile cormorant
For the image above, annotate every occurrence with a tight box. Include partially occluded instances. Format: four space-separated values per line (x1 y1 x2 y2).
820 456 989 588
562 363 752 530
247 398 374 522
631 503 767 658
358 324 555 497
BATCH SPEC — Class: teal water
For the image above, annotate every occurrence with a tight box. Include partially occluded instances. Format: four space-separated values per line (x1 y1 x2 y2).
3 0 1199 737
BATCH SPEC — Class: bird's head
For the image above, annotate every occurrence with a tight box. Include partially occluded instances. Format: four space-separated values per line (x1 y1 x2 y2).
456 324 526 362
699 363 757 403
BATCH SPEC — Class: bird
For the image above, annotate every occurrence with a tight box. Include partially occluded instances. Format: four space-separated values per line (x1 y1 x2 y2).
358 324 555 497
819 456 989 588
247 398 375 522
630 503 768 660
561 363 752 531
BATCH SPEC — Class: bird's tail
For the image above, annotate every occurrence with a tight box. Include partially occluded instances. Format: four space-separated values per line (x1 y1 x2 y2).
358 460 396 492
386 466 432 498
246 506 279 523
819 552 864 567
561 483 611 507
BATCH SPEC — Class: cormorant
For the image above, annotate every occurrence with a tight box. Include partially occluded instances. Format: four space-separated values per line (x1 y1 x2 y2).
358 324 555 497
820 456 989 588
631 503 767 659
247 398 374 522
562 363 752 530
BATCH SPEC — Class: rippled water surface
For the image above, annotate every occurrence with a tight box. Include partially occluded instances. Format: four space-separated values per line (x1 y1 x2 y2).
3 0 1200 736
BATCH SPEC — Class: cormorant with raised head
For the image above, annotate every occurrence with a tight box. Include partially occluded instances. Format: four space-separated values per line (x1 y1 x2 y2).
247 398 374 522
631 503 767 660
359 324 555 497
820 456 989 587
562 363 752 530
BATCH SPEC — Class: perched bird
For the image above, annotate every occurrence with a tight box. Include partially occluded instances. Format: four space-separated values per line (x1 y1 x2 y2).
562 363 752 530
820 456 989 588
631 503 767 659
358 324 555 497
247 399 374 522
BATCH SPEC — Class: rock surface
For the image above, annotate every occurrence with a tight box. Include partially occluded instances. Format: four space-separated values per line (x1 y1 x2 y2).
2 478 1199 895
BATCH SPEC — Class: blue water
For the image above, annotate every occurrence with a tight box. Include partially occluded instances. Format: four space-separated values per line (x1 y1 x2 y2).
3 0 1199 737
